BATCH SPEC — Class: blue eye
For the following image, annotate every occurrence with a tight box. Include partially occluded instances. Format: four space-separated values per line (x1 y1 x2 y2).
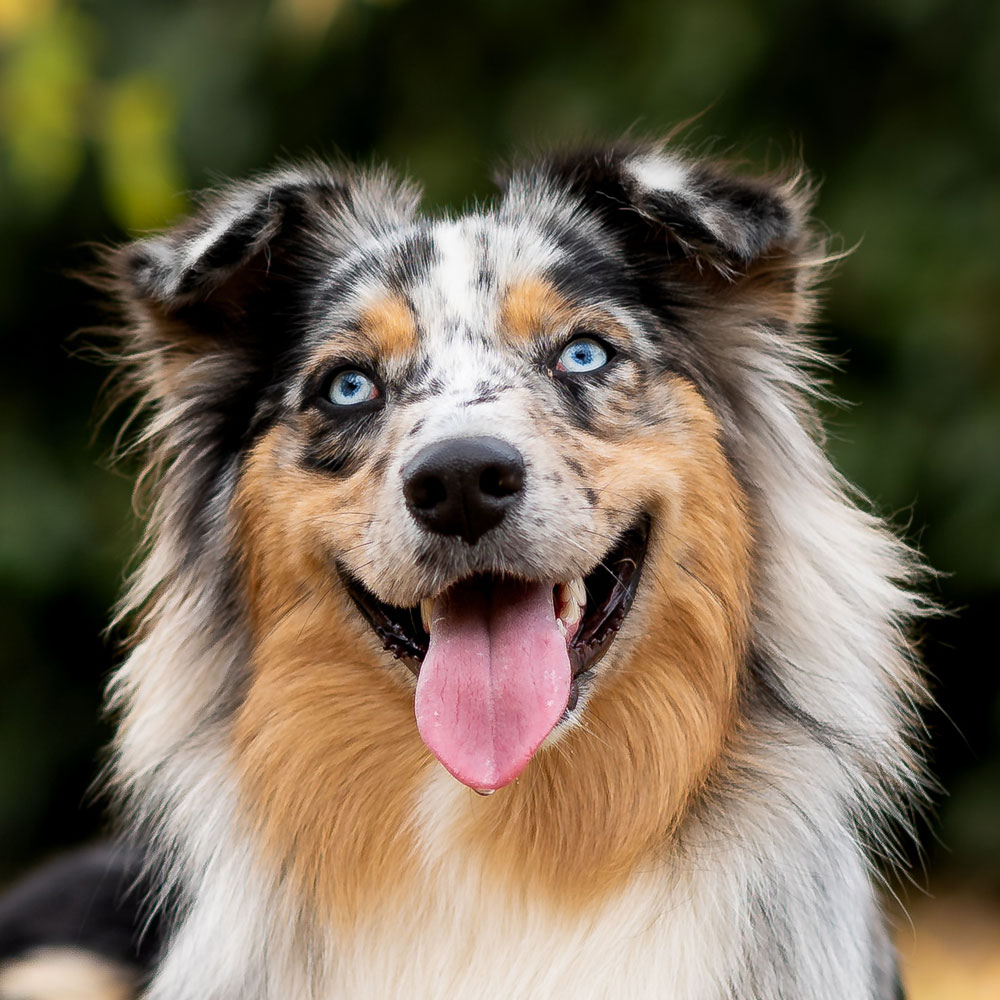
556 336 610 374
327 369 379 406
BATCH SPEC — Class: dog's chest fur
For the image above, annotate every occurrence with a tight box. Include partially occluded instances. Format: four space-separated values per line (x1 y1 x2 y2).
328 771 722 1000
333 878 709 999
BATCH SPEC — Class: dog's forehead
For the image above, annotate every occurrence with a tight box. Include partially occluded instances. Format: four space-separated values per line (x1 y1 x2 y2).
410 215 562 321
313 203 601 353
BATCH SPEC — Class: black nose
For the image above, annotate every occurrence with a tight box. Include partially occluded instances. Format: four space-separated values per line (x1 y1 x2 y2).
402 436 525 545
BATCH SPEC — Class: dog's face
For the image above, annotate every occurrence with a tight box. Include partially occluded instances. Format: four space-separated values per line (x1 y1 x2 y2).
241 211 721 792
114 148 808 907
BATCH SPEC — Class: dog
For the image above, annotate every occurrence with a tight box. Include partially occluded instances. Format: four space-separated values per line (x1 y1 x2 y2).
0 142 926 999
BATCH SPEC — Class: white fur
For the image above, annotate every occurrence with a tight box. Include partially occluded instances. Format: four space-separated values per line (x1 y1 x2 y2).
427 220 484 333
629 152 690 196
325 781 730 999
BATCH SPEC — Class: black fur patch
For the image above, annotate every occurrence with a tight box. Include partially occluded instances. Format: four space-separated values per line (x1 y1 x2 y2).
0 842 162 974
300 407 385 479
525 144 794 265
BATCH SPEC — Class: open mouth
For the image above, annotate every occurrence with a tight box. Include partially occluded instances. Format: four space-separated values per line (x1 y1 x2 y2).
340 515 650 789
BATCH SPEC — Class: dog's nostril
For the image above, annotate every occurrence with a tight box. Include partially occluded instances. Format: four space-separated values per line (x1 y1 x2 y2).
480 463 523 499
402 436 526 545
408 474 446 511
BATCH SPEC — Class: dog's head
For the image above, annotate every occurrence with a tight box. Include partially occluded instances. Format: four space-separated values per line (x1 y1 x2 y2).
110 145 815 901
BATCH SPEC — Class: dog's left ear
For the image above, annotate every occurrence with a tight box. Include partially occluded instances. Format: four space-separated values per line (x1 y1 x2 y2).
507 144 807 273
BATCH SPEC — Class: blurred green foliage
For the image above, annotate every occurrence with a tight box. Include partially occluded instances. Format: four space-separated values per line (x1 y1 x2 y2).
0 0 997 880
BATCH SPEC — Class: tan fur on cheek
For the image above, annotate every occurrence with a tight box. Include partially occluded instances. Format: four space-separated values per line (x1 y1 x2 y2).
458 379 753 908
232 427 429 929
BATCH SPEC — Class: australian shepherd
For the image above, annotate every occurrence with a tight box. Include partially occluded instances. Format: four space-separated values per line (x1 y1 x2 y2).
0 142 926 999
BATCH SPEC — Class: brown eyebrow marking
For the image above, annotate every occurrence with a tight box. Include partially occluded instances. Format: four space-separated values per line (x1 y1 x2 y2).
500 277 576 344
499 277 633 355
358 294 419 360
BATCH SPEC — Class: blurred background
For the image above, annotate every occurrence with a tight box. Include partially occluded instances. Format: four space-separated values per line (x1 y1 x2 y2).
0 0 997 993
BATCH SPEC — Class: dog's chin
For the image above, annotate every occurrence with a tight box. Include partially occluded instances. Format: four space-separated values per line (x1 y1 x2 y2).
337 515 650 790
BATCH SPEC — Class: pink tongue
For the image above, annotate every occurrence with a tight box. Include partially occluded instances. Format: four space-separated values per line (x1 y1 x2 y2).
414 579 571 790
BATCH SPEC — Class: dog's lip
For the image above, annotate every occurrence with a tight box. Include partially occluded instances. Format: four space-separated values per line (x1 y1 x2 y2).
338 515 651 684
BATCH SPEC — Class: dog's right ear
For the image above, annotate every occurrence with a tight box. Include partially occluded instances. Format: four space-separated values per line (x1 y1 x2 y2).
117 163 422 340
118 169 349 320
105 164 418 405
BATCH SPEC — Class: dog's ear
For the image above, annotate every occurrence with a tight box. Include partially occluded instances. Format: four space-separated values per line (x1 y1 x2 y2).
506 144 807 274
112 164 418 345
120 171 337 320
104 164 418 411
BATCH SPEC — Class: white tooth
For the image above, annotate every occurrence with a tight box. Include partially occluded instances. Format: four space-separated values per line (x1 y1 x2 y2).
420 598 434 634
562 595 581 626
554 582 569 618
556 618 567 637
473 788 495 797
569 576 587 608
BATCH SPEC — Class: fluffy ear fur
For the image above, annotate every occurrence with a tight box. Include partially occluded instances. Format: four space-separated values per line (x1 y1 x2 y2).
111 162 419 353
121 178 322 309
508 143 808 273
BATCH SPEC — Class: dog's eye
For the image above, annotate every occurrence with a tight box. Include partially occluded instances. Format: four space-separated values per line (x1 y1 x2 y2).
555 336 611 374
327 369 380 406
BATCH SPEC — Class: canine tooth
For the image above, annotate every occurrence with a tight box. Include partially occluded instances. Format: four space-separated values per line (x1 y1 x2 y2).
554 582 569 616
562 594 582 626
555 581 584 626
556 618 568 638
420 598 434 634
